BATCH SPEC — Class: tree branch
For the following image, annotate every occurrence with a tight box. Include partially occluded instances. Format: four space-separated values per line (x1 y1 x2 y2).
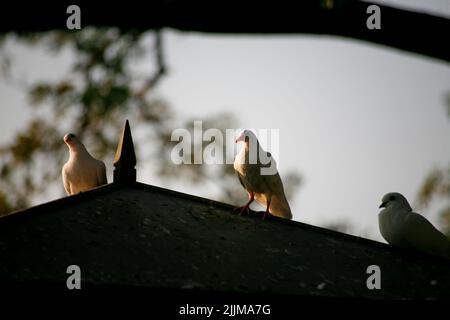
1 1 449 62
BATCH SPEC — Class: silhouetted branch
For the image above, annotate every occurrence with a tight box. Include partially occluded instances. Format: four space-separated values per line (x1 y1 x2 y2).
1 1 449 62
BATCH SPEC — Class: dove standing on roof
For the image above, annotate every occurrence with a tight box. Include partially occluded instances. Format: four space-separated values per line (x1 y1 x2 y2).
378 192 450 259
233 130 292 220
62 133 107 195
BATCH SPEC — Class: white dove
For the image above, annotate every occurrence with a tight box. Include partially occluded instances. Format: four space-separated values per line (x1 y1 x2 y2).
62 133 107 195
378 192 450 259
233 130 292 220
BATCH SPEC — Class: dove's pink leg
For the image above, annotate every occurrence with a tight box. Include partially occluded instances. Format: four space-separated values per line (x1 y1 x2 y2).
263 198 272 220
234 193 254 215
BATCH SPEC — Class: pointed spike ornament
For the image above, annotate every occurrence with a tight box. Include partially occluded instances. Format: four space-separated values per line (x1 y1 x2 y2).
113 120 137 184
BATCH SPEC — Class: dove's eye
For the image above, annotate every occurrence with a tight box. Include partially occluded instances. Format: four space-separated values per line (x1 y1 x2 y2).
389 195 395 201
69 134 75 139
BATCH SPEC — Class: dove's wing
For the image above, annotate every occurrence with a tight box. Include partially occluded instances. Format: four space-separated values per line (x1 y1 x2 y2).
62 165 72 195
96 161 107 186
403 212 450 258
261 171 292 219
253 151 292 219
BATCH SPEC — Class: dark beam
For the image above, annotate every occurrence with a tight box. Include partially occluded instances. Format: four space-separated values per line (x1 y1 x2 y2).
0 1 449 63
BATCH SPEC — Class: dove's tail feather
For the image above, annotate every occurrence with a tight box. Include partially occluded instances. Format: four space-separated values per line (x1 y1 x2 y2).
269 194 292 220
254 193 293 220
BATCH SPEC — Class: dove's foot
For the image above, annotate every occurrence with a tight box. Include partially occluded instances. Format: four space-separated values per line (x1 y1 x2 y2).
262 199 272 220
233 194 254 216
233 205 251 215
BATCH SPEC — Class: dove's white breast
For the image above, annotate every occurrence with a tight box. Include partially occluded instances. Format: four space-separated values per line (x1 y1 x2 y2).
63 153 104 194
378 208 407 245
234 148 266 193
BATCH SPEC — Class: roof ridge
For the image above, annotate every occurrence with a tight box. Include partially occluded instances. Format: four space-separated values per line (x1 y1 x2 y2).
2 180 449 264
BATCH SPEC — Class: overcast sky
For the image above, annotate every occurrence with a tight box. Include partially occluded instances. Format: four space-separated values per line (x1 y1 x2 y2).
1 0 449 242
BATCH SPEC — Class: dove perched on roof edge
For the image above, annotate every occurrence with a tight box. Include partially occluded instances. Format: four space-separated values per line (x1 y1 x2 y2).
233 130 292 220
378 192 450 259
62 133 107 195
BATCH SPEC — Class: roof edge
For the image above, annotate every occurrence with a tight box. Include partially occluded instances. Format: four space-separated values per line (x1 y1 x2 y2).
0 183 120 220
2 180 448 264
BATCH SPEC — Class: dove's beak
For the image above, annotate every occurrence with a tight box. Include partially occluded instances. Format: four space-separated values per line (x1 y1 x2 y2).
64 134 75 144
379 202 386 209
235 132 245 143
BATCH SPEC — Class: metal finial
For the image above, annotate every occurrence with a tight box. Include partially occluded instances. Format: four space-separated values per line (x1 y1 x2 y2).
113 120 136 184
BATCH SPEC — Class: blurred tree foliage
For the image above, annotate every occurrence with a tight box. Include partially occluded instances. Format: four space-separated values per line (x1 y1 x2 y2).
417 92 450 236
0 28 301 216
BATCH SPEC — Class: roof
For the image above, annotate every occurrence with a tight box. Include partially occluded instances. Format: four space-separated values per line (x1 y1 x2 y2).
0 121 449 299
1 181 449 299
